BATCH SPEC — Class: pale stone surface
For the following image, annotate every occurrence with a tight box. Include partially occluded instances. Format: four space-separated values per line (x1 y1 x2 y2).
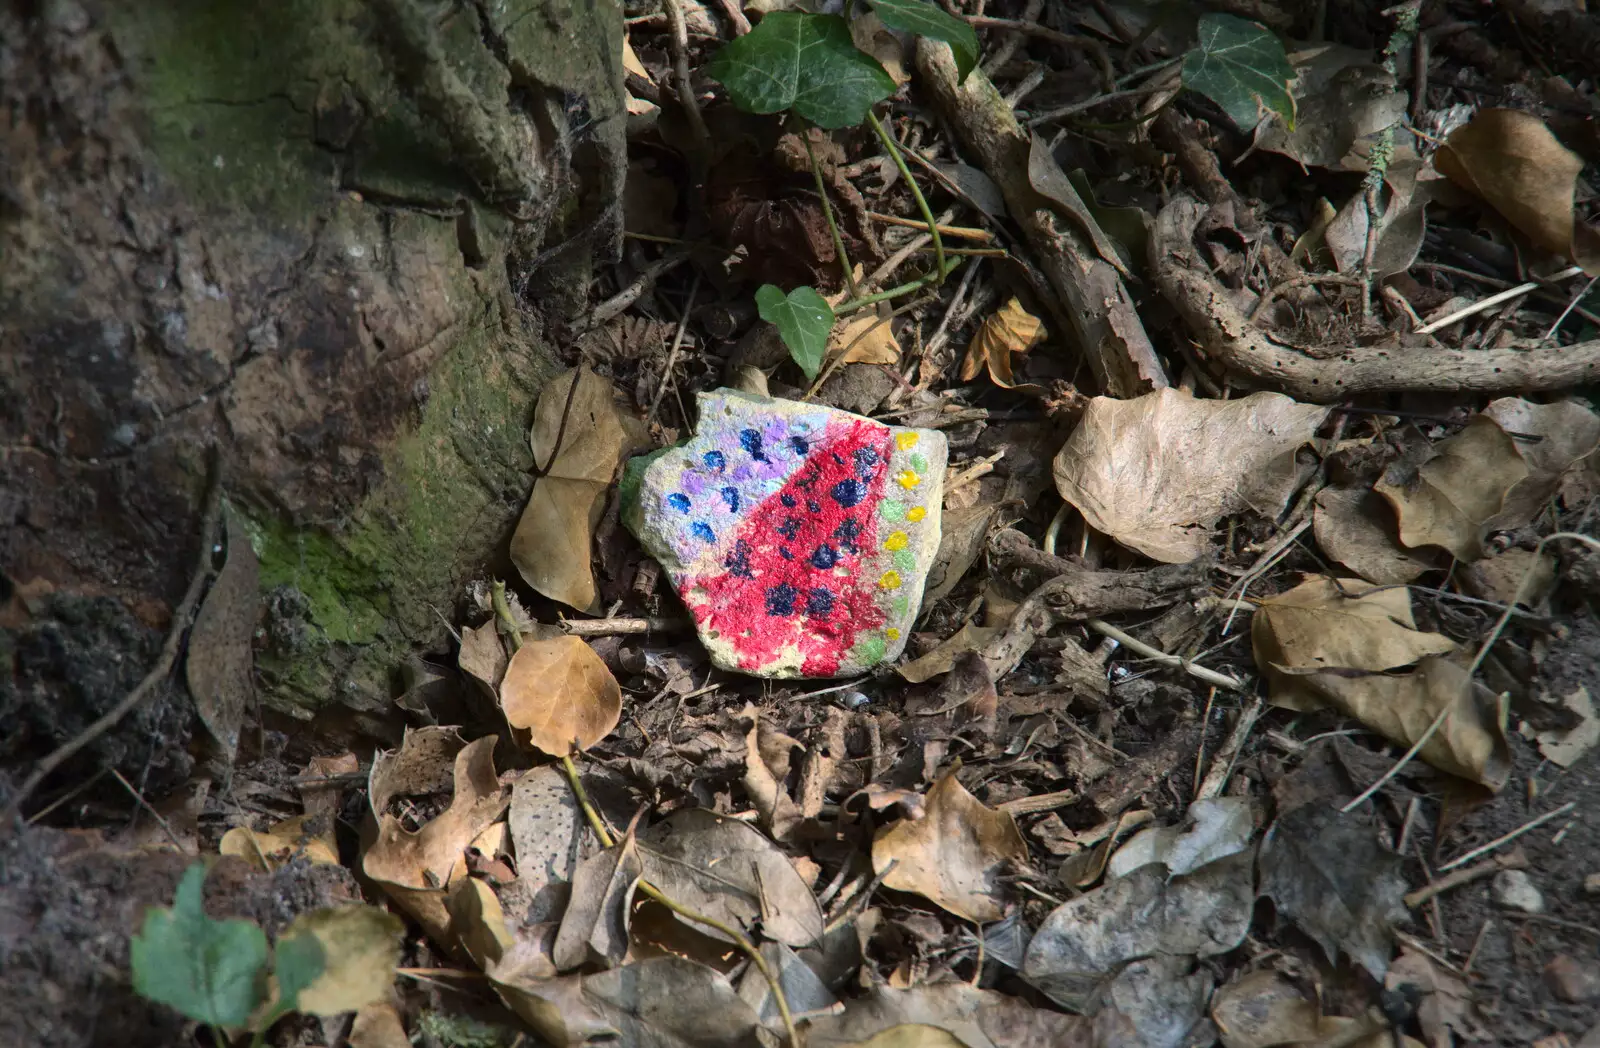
1491 869 1545 914
626 389 947 678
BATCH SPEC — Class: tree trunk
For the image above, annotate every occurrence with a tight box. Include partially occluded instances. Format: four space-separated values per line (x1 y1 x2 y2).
0 0 624 792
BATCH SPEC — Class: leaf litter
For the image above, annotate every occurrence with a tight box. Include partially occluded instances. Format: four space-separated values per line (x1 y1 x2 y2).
76 7 1600 1048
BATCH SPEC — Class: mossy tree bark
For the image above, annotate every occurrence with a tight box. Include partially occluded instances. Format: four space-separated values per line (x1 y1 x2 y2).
0 0 623 789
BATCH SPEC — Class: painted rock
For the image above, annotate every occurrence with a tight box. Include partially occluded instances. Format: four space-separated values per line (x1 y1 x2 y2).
625 389 947 678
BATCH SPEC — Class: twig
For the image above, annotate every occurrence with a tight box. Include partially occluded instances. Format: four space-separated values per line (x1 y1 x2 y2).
647 271 703 423
1087 618 1246 691
4 454 223 825
1250 273 1367 322
560 616 690 636
837 257 964 315
824 859 896 934
1437 803 1577 872
1343 533 1600 812
869 212 993 241
996 789 1079 815
1195 695 1264 799
1025 81 1173 127
708 0 751 35
1406 848 1528 908
110 768 185 850
590 248 694 327
1416 265 1584 334
969 14 1114 87
660 0 708 148
1502 912 1600 937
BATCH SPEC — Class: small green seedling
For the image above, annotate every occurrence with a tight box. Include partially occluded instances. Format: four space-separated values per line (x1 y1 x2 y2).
131 862 401 1047
705 4 1292 382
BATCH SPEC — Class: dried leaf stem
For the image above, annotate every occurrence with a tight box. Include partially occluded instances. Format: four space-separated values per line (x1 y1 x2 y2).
866 110 945 289
805 130 859 300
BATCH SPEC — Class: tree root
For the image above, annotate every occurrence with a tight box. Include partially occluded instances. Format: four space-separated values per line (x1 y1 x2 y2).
1152 197 1600 400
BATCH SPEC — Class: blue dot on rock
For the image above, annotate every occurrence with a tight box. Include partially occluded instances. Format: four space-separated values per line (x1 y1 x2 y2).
777 517 801 539
807 499 822 513
703 450 726 471
809 544 838 570
807 587 834 617
740 429 767 461
830 478 865 507
720 486 740 512
765 583 798 616
691 522 716 543
667 493 691 512
781 494 797 508
790 436 809 455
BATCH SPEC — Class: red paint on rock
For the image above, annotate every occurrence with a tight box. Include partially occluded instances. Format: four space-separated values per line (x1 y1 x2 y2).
683 416 893 675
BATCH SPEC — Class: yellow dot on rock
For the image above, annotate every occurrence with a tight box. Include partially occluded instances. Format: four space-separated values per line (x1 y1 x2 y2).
884 530 909 551
879 571 902 590
895 432 919 450
906 506 926 522
896 470 920 489
887 627 901 640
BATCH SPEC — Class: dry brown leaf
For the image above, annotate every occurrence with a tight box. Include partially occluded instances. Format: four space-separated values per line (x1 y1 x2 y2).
850 11 909 85
1054 389 1329 563
500 636 622 757
1211 970 1321 1048
844 1027 967 1048
831 309 902 367
1436 108 1600 274
744 707 804 840
1482 397 1600 531
622 34 653 83
1254 578 1509 787
274 906 404 1018
1534 687 1600 769
349 1002 410 1048
1459 548 1556 607
897 623 1004 684
220 814 339 872
300 751 359 822
368 724 464 817
458 621 509 701
447 876 516 970
806 983 1095 1048
960 298 1046 387
508 765 612 925
510 368 647 612
1253 576 1456 679
552 833 643 971
1374 416 1529 561
639 808 825 949
1387 947 1489 1047
186 507 258 760
1313 487 1437 584
362 736 510 945
872 768 1028 923
1253 46 1407 171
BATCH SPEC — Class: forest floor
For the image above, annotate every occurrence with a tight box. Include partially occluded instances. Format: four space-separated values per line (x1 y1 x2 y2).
6 1 1600 1047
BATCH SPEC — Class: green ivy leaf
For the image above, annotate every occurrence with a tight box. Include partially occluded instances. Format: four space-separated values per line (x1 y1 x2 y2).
756 284 834 381
131 864 270 1028
706 12 896 128
270 930 327 1017
866 0 980 80
1181 13 1294 133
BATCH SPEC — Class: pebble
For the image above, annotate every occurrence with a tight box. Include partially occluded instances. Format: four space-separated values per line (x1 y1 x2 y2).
1491 869 1546 914
1546 954 1600 1003
626 389 947 678
1583 872 1600 897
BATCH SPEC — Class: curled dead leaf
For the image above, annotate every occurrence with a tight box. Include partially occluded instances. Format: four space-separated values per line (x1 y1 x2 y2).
1312 487 1437 584
960 298 1046 387
872 768 1028 923
362 736 510 945
500 636 623 756
831 309 902 367
220 814 339 872
1374 416 1528 561
1436 108 1600 274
